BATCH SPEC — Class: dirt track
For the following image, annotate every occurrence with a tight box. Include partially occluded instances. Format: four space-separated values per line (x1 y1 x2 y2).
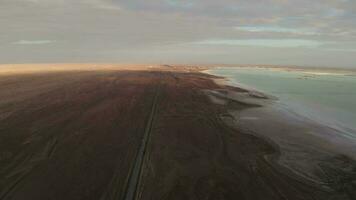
0 68 355 200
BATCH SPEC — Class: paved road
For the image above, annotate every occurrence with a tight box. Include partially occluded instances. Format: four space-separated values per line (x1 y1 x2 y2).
124 80 160 200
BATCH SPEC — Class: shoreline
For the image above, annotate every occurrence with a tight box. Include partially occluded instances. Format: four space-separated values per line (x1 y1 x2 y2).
202 68 356 180
204 65 356 77
205 71 356 147
204 66 356 137
203 64 356 74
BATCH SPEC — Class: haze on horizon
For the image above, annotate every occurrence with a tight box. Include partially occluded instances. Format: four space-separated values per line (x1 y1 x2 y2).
1 0 356 68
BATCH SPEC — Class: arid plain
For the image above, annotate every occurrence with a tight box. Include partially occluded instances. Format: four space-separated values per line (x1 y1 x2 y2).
0 64 355 200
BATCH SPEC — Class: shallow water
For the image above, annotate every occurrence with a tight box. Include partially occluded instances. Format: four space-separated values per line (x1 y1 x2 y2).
207 67 356 137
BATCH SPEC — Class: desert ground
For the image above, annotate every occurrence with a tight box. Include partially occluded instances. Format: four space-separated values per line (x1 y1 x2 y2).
0 64 355 200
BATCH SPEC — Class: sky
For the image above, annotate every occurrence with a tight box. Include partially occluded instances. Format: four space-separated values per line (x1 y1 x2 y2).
0 0 356 68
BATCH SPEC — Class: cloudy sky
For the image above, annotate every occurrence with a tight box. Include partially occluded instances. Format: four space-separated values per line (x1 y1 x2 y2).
1 0 356 68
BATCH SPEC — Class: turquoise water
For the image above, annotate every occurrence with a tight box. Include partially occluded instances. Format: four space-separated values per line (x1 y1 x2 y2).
208 67 356 135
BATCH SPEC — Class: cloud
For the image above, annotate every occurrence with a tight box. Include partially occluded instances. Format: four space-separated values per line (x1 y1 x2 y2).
9 0 121 10
235 26 319 36
96 4 121 10
194 39 322 48
13 40 56 45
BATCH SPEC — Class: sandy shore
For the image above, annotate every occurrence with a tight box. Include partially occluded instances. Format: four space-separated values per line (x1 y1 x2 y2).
204 64 356 75
0 64 355 200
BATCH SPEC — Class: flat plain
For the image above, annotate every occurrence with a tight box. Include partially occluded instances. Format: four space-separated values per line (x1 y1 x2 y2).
0 65 355 200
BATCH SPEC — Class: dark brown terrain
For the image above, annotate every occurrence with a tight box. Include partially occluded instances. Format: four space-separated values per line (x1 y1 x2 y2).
0 66 355 200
